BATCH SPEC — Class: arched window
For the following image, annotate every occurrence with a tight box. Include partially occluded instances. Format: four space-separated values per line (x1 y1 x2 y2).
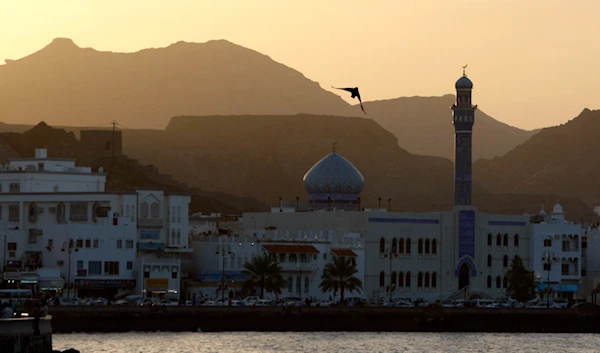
296 276 301 293
418 239 423 254
391 271 397 285
417 272 423 287
150 202 159 219
496 234 502 246
425 239 430 254
406 239 411 254
503 276 508 288
496 276 501 288
29 202 37 223
398 238 404 254
431 273 437 288
487 276 492 288
503 255 509 267
487 233 492 246
379 271 385 287
287 276 293 293
405 272 411 288
171 229 175 244
177 230 181 245
379 238 385 253
398 271 404 287
431 239 437 254
514 234 519 247
503 233 508 246
424 272 430 288
304 277 309 293
487 254 492 267
177 206 181 222
391 238 397 253
141 202 149 219
57 202 66 223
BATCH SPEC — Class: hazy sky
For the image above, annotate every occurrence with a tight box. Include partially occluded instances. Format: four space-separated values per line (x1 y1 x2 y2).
1 0 599 130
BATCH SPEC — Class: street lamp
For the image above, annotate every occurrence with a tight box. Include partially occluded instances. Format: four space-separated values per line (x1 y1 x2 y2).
61 239 79 298
542 250 557 308
215 244 233 304
383 247 398 303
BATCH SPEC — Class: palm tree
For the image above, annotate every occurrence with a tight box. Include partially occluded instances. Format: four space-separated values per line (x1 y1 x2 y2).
319 256 362 303
242 253 286 298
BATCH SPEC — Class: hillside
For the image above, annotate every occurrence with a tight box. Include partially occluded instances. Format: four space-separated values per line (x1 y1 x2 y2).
0 38 535 160
0 123 267 214
360 95 539 161
0 38 358 129
475 108 600 206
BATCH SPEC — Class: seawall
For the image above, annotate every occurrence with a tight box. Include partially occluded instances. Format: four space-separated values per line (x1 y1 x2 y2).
0 316 53 353
49 307 600 333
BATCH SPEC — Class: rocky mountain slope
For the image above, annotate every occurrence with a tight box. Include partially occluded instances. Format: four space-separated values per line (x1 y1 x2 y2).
359 95 539 161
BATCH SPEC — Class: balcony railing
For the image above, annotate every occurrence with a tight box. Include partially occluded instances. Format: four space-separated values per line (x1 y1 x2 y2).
137 218 164 228
278 263 319 272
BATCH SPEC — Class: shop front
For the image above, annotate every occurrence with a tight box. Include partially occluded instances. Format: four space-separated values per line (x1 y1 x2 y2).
75 279 136 299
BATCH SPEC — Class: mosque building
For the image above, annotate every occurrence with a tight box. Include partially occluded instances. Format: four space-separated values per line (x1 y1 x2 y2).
195 71 582 303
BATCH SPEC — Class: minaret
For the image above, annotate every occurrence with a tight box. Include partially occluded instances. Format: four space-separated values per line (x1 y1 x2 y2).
451 65 477 206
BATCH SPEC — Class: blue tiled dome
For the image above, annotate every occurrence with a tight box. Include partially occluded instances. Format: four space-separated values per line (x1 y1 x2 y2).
303 152 364 195
455 75 473 89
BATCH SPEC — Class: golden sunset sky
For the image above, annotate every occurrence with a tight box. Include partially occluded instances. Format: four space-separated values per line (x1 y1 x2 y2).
1 0 598 130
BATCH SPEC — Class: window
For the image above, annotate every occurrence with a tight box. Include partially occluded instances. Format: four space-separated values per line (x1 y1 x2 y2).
70 202 88 221
503 276 508 288
379 238 385 253
77 261 84 270
88 261 102 275
431 273 437 288
398 271 404 287
514 234 519 247
47 239 53 248
503 255 508 267
127 261 133 270
85 239 91 248
496 234 501 246
9 183 20 193
391 238 397 253
126 240 134 249
93 239 99 248
562 264 569 276
117 240 122 249
405 272 411 288
487 233 492 246
406 239 411 254
28 229 37 244
562 241 570 252
105 141 111 151
304 277 309 293
417 272 423 287
379 271 385 287
487 276 492 288
9 204 19 222
171 271 178 279
544 239 552 247
177 206 181 223
503 233 508 247
418 239 423 254
57 202 66 223
104 261 119 275
76 239 83 248
543 263 552 271
7 242 16 251
398 238 404 254
425 239 430 254
496 276 501 288
431 239 437 254
287 277 293 293
487 254 492 267
141 202 149 219
177 230 181 245
28 203 37 223
296 276 301 293
424 272 430 288
391 271 397 285
150 202 159 219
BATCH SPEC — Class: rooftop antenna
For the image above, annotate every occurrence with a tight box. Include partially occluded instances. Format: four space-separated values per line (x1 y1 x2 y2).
111 120 117 166
332 141 337 153
462 64 468 76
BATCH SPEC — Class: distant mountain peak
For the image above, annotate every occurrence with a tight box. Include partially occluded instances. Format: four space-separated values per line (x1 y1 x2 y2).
47 37 79 50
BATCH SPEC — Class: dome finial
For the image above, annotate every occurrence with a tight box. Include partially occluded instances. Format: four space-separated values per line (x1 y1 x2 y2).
462 63 468 76
332 141 337 153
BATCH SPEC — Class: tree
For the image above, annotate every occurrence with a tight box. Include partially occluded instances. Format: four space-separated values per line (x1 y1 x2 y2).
319 256 362 303
506 255 536 302
242 253 285 298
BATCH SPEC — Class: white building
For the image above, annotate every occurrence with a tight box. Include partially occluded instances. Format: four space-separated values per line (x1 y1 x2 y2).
0 149 191 300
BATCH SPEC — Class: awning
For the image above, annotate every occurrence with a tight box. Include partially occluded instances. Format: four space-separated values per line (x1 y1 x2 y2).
330 248 358 257
39 277 65 290
20 273 39 284
538 283 579 292
263 245 319 254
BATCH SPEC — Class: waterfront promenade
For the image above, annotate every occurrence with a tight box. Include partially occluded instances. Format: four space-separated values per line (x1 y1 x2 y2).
0 316 53 353
48 306 600 333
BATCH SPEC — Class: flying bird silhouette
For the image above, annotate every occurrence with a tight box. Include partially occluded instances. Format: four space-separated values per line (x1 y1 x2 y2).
332 86 366 114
